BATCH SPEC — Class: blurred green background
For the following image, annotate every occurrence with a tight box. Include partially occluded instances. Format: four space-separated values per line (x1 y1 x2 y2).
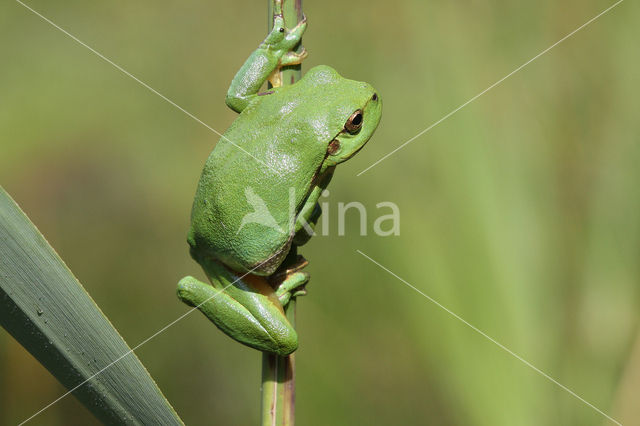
1 0 638 425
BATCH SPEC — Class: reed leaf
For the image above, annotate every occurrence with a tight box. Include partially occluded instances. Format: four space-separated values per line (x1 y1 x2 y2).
0 187 183 425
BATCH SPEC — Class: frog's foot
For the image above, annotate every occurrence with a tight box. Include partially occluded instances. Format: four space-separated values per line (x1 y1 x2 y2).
266 12 307 57
280 48 308 67
263 10 307 87
273 271 310 306
265 16 307 88
285 14 307 45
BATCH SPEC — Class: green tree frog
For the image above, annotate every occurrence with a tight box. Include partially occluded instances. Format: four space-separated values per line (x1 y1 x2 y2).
177 9 382 356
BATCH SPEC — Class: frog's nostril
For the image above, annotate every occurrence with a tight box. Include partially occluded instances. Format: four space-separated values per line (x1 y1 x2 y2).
372 93 378 101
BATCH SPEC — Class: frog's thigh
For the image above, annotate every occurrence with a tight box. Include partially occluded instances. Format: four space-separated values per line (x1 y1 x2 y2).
177 276 297 355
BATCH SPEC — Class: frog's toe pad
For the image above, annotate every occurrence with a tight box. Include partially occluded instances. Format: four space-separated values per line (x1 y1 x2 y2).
280 49 308 66
291 287 307 297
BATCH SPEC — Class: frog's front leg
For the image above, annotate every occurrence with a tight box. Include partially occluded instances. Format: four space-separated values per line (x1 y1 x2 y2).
293 168 334 245
177 263 298 355
225 9 307 112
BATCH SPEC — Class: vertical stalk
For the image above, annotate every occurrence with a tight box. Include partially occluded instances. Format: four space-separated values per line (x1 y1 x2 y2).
261 248 300 426
261 4 304 424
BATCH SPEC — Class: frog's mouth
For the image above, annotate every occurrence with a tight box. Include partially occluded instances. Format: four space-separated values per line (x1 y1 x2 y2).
341 139 368 160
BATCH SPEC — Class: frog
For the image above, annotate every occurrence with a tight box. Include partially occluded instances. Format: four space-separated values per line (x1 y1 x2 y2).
177 4 382 356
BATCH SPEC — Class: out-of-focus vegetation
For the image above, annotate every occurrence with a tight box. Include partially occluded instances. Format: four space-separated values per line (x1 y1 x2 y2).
1 0 638 425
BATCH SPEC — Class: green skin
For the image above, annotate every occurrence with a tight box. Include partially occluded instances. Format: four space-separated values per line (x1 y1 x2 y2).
177 11 382 356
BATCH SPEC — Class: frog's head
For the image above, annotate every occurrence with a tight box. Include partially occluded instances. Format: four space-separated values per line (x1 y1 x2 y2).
299 66 382 171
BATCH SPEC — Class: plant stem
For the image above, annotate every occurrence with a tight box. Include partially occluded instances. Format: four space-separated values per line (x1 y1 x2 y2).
261 249 299 426
261 2 303 424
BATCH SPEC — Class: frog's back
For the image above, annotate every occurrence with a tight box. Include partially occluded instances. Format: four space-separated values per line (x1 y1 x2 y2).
188 67 349 275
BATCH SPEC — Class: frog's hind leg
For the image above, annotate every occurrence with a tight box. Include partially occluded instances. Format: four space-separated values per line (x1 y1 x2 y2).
270 254 310 305
177 275 297 356
273 271 309 306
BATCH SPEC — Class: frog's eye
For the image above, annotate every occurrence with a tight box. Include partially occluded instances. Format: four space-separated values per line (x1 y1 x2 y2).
327 139 341 155
344 110 363 134
279 27 285 32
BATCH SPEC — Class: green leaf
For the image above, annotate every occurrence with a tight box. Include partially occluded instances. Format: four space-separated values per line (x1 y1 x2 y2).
0 187 183 425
